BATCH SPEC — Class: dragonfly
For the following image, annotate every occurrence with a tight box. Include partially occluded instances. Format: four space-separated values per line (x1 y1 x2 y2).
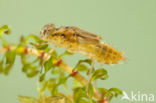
40 23 125 97
40 23 125 64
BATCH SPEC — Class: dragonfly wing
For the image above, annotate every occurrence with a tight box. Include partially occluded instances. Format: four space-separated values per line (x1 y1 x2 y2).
68 26 102 44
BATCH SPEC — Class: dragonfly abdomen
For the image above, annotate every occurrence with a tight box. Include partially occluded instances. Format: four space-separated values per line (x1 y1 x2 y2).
65 42 125 64
96 43 125 64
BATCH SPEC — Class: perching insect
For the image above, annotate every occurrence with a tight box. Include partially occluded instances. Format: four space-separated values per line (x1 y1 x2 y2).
40 23 125 64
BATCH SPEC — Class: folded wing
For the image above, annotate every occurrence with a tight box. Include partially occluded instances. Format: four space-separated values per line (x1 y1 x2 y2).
68 26 102 44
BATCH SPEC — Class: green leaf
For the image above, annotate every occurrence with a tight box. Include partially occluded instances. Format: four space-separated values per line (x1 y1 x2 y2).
76 59 92 66
91 68 108 80
46 78 58 96
75 64 89 72
0 37 7 46
98 88 108 98
105 91 114 101
18 95 37 103
73 87 87 102
3 50 16 74
40 81 48 92
51 85 58 96
65 97 74 103
74 59 91 73
22 64 29 72
47 78 57 88
59 50 73 58
20 36 25 44
3 64 12 75
25 34 43 44
5 50 16 65
51 68 61 74
36 44 48 50
22 63 39 78
58 75 68 85
88 83 94 98
39 73 46 82
44 57 54 73
0 25 11 46
21 56 39 77
73 79 83 88
109 88 123 97
27 70 39 78
0 25 11 37
77 99 88 103
51 50 58 59
41 96 65 103
0 61 3 73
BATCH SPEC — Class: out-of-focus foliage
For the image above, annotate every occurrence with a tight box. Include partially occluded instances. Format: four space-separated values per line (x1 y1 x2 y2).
18 96 38 103
0 25 123 103
18 94 72 103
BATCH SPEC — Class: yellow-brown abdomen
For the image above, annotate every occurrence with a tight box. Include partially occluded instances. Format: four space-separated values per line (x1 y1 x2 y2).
96 43 125 64
63 40 125 65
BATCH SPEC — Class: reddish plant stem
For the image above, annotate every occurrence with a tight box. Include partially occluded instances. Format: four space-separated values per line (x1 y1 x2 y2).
0 45 102 100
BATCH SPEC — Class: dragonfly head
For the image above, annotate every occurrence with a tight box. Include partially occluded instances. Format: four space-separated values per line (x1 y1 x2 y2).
40 23 56 40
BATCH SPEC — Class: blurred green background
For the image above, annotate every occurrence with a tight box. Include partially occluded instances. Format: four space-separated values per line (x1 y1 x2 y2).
0 0 156 103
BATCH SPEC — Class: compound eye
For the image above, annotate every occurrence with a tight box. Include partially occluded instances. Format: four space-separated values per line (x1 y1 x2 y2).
43 30 46 35
40 29 47 39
